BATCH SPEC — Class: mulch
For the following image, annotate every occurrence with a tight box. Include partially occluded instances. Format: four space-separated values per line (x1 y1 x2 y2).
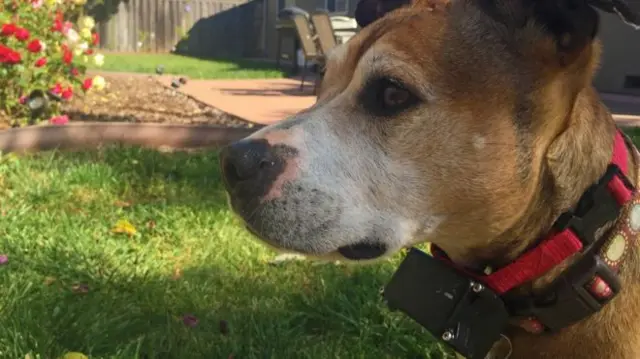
0 73 257 130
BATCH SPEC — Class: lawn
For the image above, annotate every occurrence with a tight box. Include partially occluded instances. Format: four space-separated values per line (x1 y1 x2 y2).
0 146 449 359
88 53 285 80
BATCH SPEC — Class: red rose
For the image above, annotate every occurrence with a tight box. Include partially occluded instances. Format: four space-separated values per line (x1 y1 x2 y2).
27 39 43 53
14 27 29 41
70 67 79 76
34 57 47 67
0 45 21 64
51 83 63 95
82 78 93 91
91 32 100 46
1 23 17 36
52 19 63 32
85 48 94 55
61 87 73 100
62 49 73 64
0 45 11 60
7 51 21 64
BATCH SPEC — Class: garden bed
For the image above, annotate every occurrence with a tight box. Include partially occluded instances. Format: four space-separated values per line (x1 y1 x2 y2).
0 73 257 130
0 73 261 153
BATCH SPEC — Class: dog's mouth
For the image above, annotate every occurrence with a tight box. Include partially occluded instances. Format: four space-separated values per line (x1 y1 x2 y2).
246 223 388 261
337 241 388 260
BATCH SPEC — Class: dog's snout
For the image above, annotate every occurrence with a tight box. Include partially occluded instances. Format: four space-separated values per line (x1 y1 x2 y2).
220 139 278 188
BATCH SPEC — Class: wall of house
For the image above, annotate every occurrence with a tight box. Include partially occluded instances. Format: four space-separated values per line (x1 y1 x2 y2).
593 11 640 95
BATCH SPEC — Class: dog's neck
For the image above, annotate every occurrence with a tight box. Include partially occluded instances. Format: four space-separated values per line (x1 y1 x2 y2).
457 86 640 358
476 86 637 290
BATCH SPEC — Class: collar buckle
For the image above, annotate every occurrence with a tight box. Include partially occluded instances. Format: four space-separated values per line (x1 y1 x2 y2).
553 164 630 247
510 251 621 332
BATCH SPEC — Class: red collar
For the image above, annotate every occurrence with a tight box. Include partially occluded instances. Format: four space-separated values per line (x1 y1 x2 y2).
430 130 635 296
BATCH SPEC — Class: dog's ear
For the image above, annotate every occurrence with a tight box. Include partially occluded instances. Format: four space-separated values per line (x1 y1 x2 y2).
531 0 601 55
525 0 640 64
479 0 639 62
354 0 448 28
475 0 602 64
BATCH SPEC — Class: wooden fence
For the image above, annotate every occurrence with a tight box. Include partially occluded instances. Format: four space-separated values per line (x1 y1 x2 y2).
94 0 265 58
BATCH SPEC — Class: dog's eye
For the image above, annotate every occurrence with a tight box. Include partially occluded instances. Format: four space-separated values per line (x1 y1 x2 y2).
365 78 418 116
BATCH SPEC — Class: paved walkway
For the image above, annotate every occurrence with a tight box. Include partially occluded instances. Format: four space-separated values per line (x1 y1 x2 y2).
156 75 640 127
158 76 316 125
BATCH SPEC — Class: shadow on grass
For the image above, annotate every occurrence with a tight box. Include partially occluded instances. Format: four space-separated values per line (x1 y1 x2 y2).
3 260 428 358
0 146 448 359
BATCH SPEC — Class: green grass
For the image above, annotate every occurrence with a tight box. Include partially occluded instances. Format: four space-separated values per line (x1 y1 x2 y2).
0 146 448 359
88 53 285 80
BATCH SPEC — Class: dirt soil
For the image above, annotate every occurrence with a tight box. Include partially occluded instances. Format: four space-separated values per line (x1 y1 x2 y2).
0 73 256 129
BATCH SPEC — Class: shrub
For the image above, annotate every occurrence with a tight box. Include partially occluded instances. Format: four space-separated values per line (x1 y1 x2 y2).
0 0 107 126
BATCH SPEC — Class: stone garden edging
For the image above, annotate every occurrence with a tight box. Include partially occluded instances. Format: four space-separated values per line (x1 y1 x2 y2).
0 122 261 154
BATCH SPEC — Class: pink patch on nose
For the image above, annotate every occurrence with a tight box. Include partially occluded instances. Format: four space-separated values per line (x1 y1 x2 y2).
262 129 292 146
262 156 300 202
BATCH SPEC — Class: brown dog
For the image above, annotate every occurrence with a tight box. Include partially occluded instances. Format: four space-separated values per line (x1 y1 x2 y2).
220 0 640 357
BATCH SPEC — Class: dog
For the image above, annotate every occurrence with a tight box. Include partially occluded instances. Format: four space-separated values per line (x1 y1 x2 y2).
220 0 640 357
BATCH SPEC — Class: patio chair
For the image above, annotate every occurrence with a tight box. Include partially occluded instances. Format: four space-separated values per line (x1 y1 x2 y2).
310 11 339 94
310 11 338 57
289 13 323 92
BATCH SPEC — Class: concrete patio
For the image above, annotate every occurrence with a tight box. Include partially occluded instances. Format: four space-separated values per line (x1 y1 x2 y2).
158 77 316 125
158 76 640 127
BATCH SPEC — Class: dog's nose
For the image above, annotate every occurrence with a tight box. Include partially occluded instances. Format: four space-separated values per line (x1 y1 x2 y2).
219 139 279 190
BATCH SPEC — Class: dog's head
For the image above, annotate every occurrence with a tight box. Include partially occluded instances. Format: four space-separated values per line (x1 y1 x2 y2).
219 0 635 265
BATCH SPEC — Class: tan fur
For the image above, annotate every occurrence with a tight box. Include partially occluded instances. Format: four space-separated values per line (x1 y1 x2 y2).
335 3 640 358
223 0 640 357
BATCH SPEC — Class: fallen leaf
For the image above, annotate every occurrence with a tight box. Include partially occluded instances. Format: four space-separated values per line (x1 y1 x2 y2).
182 314 199 328
172 266 183 280
71 283 89 294
59 352 88 359
111 219 137 236
268 253 306 265
44 276 57 286
113 200 132 208
146 220 156 230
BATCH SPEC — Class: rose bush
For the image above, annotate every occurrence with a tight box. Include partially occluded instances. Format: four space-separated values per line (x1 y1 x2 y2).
0 0 106 126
